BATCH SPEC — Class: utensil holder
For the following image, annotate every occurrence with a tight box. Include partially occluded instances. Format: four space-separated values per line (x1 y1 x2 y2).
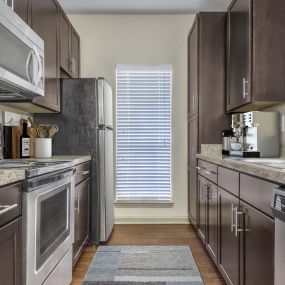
35 138 52 158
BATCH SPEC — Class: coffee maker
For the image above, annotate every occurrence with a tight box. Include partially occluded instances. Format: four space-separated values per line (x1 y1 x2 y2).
223 111 280 158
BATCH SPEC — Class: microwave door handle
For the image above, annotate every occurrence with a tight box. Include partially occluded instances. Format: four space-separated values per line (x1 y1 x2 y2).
33 47 43 89
26 49 33 83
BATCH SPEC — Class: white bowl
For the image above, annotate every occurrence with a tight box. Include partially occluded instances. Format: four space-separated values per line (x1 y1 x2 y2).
231 142 242 151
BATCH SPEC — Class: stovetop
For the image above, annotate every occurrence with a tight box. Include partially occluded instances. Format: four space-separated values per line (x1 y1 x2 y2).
0 159 74 178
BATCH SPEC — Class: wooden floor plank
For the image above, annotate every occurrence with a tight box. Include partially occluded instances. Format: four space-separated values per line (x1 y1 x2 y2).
71 224 225 285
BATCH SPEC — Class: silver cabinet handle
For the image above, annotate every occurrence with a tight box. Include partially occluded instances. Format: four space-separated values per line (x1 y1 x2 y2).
26 49 33 83
79 170 89 175
231 204 235 232
0 203 18 216
243 78 249 99
74 191 80 214
234 208 244 237
196 166 205 170
192 94 195 110
11 0 14 10
204 170 217 175
33 47 43 89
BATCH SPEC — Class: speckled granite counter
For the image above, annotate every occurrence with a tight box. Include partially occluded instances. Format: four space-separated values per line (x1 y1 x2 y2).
0 155 91 187
32 155 92 165
0 169 25 187
197 153 285 185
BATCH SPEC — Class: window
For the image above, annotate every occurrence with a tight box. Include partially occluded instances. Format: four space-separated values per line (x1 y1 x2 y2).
116 65 172 203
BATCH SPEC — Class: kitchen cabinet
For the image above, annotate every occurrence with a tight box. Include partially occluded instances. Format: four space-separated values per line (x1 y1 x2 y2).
240 201 274 285
188 166 197 227
0 218 22 285
227 0 285 112
60 10 80 78
197 175 207 243
188 17 198 117
11 0 30 24
218 187 240 285
187 13 229 225
30 0 60 112
206 180 218 264
73 162 90 266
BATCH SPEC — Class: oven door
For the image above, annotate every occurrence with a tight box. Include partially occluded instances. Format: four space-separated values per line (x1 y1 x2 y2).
23 170 75 285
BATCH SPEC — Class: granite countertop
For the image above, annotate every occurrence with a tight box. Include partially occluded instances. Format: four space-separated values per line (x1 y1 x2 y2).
197 153 285 185
0 155 91 187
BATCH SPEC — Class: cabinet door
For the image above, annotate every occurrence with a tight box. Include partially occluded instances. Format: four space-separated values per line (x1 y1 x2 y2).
240 201 274 285
197 175 207 243
227 0 251 111
188 166 197 227
0 218 21 285
73 178 90 265
218 187 239 285
188 17 199 117
206 181 218 264
60 11 71 75
71 27 80 78
12 0 29 24
188 114 198 168
31 0 60 112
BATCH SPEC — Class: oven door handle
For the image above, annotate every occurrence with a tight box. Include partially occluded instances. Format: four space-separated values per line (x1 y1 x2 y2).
25 168 76 191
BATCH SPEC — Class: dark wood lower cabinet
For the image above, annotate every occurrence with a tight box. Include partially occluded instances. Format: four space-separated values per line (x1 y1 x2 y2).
206 181 218 264
73 177 90 266
197 175 207 243
0 217 21 285
218 187 240 285
188 166 197 227
240 201 274 285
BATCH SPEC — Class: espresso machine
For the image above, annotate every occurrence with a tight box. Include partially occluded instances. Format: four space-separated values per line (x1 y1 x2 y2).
223 111 280 158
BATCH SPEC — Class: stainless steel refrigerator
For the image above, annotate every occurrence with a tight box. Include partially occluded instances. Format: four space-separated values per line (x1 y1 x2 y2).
35 78 114 243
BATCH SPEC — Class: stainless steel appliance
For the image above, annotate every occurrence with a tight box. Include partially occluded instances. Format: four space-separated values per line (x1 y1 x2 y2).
35 78 114 243
223 111 280 157
4 160 76 285
0 2 44 100
272 187 285 285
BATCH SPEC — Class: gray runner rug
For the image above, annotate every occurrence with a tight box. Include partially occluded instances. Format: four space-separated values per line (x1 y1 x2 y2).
82 246 204 285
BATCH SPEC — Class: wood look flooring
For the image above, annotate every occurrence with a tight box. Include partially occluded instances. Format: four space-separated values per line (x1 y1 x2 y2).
71 224 225 285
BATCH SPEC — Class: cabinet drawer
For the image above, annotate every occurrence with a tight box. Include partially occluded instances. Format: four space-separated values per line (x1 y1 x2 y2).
240 174 277 217
198 160 218 184
218 167 239 196
75 162 91 185
0 182 22 228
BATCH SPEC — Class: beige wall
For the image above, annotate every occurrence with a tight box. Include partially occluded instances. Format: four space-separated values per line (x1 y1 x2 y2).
69 14 195 224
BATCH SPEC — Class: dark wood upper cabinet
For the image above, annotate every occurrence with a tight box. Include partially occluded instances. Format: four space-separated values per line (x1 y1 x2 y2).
12 0 30 24
59 10 80 78
188 18 198 117
218 187 240 285
240 201 274 285
71 27 80 78
30 0 60 112
60 11 71 75
227 0 285 112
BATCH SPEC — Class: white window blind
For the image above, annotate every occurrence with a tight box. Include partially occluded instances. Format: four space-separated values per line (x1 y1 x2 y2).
116 65 172 203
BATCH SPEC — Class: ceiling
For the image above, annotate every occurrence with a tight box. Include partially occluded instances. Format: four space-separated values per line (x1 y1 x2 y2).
58 0 231 14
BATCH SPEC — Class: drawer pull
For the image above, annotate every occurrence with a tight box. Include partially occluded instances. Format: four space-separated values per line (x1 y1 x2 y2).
0 204 18 216
204 170 217 175
78 170 89 175
196 166 206 170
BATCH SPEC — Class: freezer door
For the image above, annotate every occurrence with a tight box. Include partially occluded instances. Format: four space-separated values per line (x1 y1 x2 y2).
97 78 113 128
99 129 114 242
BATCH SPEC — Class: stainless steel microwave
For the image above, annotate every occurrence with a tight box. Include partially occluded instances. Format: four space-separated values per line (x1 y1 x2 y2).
0 2 44 101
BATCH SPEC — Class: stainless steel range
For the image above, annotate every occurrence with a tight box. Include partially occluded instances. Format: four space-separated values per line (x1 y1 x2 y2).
1 160 75 285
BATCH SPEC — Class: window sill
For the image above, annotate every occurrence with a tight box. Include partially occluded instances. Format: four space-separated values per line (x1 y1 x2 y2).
115 201 174 208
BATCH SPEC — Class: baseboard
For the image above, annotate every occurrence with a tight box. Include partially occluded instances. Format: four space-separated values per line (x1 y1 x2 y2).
114 216 190 224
